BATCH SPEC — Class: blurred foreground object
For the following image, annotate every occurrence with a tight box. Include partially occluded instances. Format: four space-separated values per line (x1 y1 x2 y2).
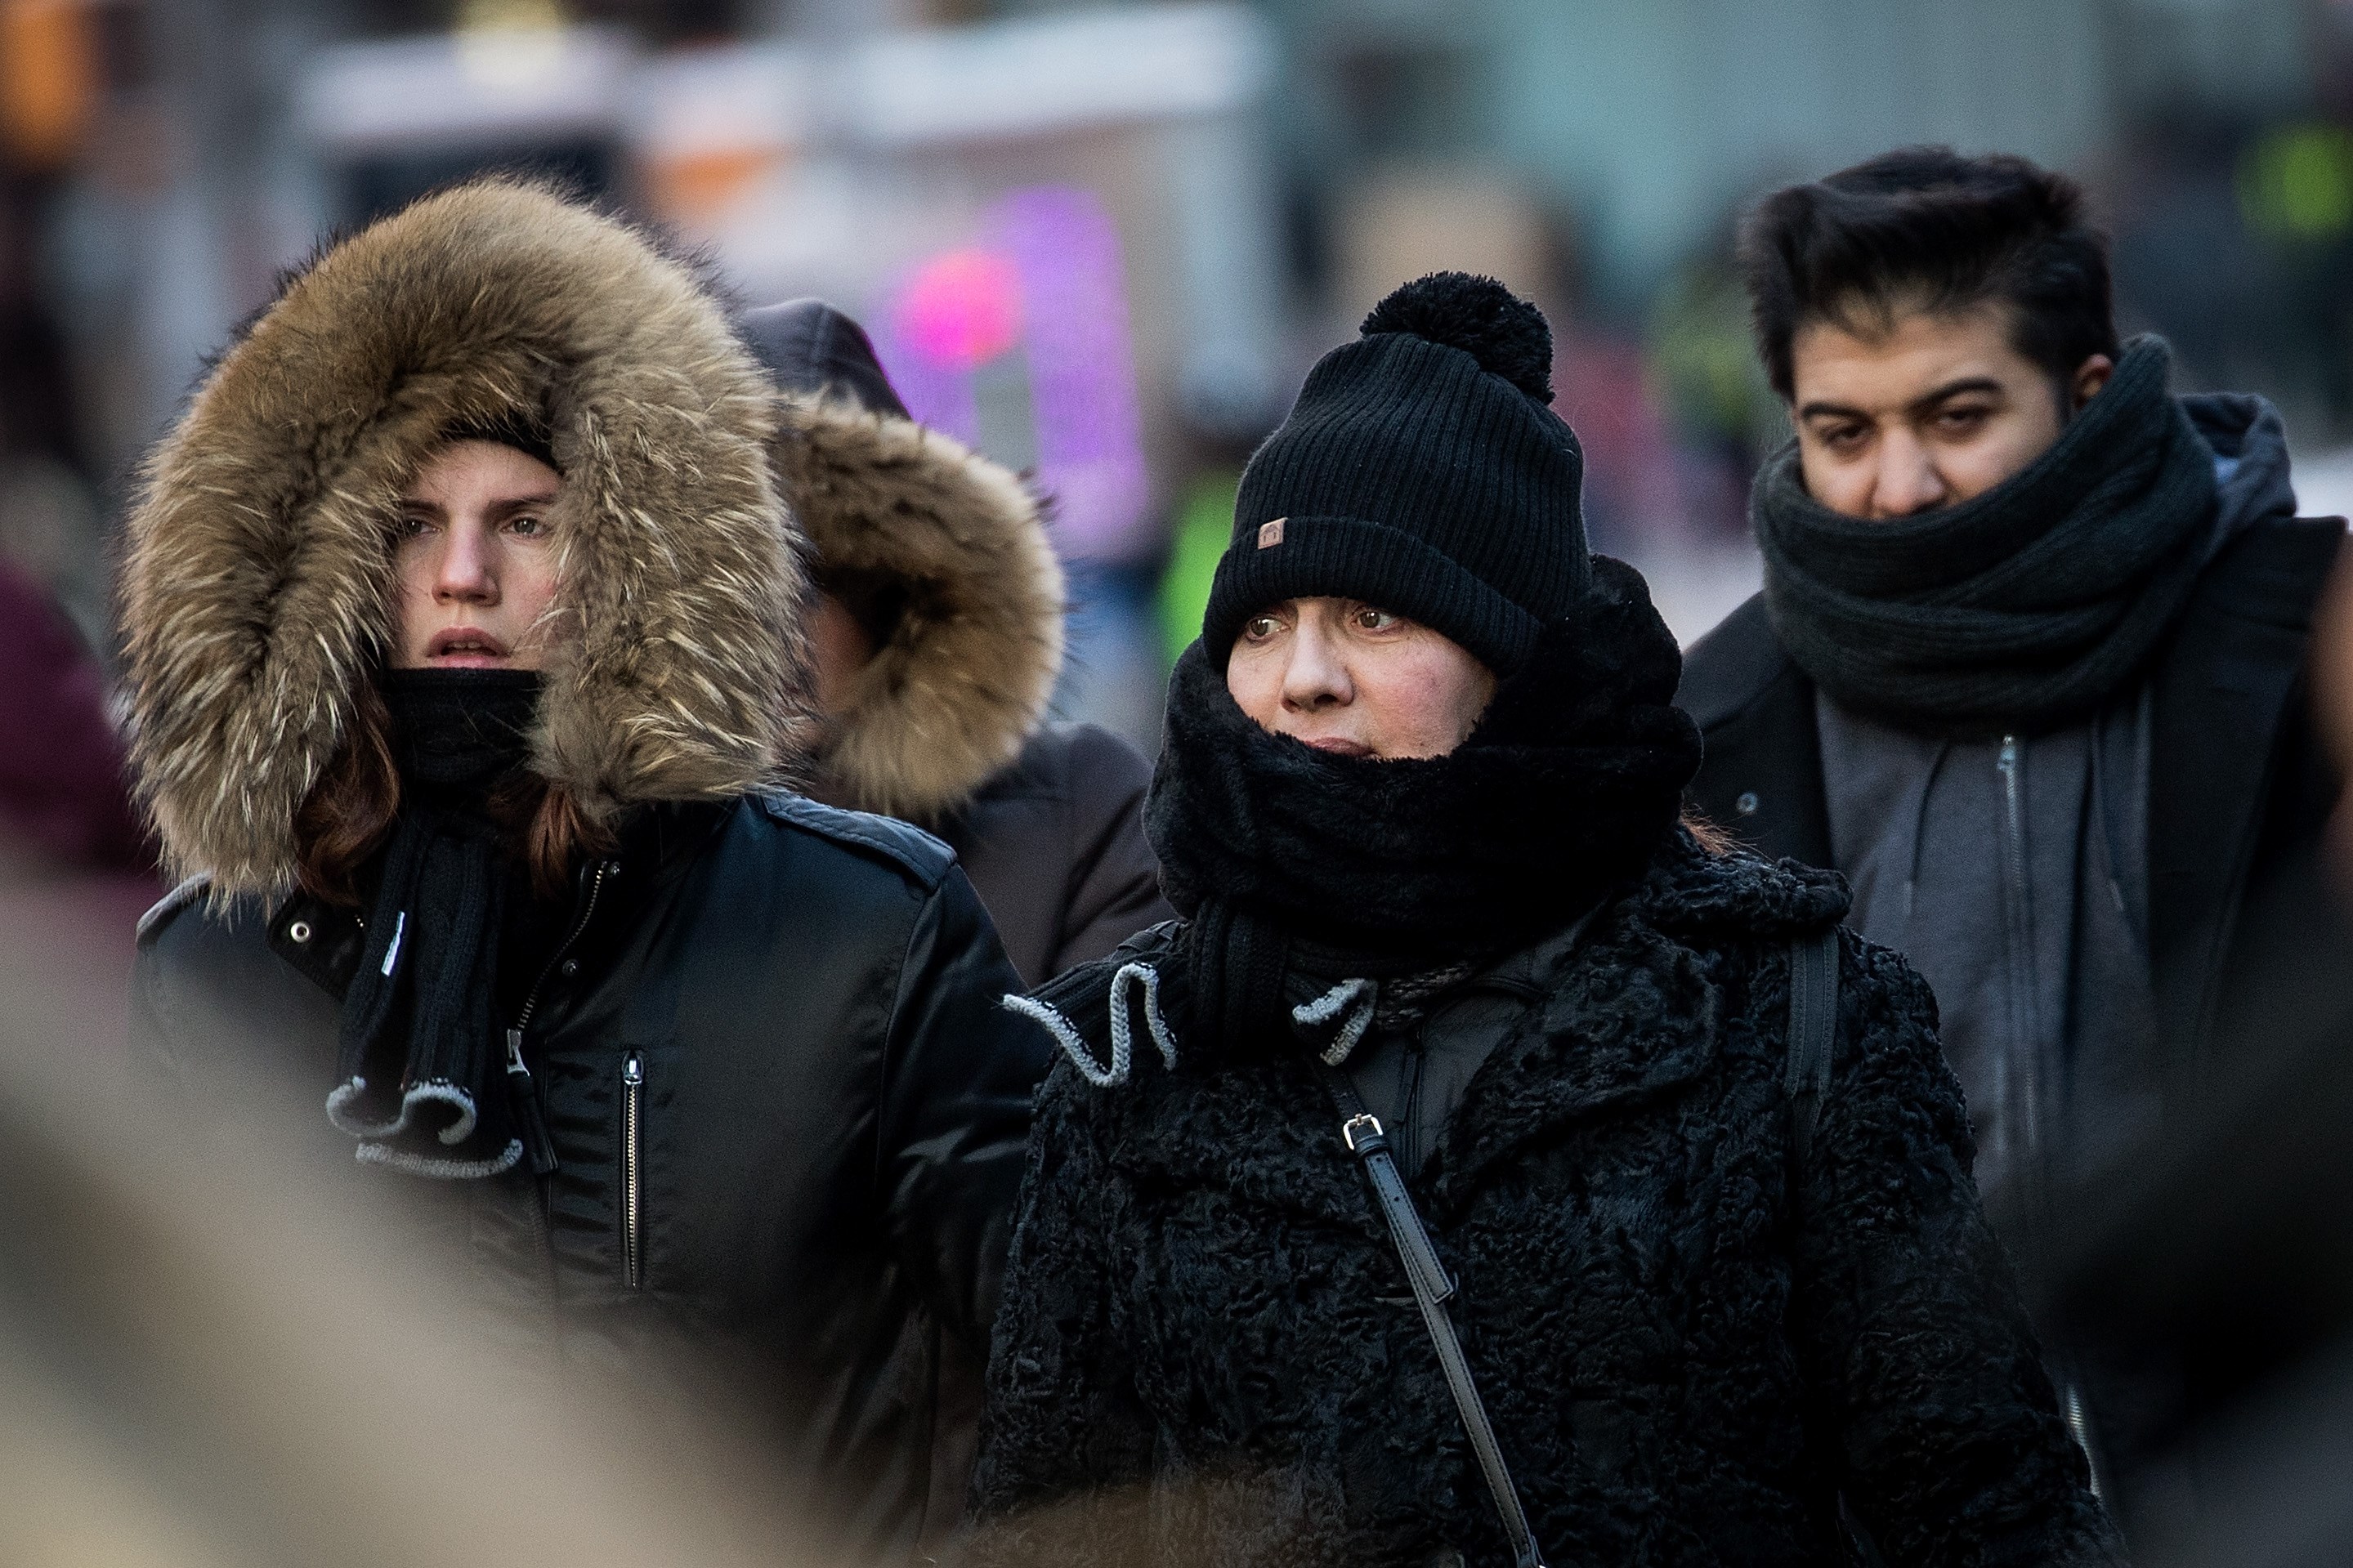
2048 850 2353 1567
0 873 830 1568
2044 537 2353 1564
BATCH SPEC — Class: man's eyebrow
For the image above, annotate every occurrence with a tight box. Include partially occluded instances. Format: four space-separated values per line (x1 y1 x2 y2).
1905 375 2004 416
1796 376 2007 426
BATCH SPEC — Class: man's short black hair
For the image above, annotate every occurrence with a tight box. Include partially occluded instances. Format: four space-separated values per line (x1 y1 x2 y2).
1737 145 2120 401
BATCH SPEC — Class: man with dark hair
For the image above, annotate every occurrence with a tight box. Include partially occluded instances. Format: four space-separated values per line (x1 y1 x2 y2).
1680 145 2346 1520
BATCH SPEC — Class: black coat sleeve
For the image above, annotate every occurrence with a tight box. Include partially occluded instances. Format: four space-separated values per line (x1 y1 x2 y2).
1045 725 1173 981
965 1063 1158 1564
1793 935 2127 1568
876 866 1055 1359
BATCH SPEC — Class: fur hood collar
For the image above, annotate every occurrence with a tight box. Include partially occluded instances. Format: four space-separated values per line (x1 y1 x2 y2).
770 397 1062 823
746 302 1063 824
122 181 810 898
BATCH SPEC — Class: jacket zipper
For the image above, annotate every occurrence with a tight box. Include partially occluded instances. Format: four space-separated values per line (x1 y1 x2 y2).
621 1051 645 1291
1993 737 2041 1162
505 860 615 1177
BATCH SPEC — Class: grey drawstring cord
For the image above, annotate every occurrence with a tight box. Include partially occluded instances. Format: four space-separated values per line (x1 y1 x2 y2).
1004 961 1180 1088
1900 738 1955 927
1294 978 1377 1065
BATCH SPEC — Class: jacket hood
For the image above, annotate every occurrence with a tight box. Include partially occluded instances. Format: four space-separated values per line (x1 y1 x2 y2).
2184 390 2300 537
744 300 1063 824
122 181 810 898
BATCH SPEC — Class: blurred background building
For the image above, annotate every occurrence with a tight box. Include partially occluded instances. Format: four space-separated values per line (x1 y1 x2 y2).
5 0 2353 748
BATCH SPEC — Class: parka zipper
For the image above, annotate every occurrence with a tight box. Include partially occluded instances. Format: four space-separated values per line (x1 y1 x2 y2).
505 860 616 1177
621 1051 645 1290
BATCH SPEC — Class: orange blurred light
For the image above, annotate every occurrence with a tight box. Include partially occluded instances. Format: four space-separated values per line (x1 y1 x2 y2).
1 0 96 172
646 145 789 228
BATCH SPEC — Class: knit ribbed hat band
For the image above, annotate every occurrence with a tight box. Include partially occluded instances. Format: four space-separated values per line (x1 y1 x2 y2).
1201 274 1589 679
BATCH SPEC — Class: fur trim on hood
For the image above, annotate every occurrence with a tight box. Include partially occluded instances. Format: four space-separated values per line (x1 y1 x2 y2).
122 180 810 897
771 395 1063 823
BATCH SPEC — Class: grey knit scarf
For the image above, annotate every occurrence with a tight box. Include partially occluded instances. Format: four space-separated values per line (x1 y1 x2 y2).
1755 336 2220 735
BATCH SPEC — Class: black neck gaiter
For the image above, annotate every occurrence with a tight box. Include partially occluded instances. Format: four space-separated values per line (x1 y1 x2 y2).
1755 336 2221 736
1143 556 1701 1065
327 669 541 1179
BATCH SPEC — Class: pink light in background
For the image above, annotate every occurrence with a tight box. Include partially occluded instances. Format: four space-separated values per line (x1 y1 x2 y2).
992 186 1150 559
893 247 1023 369
875 266 982 447
872 185 1152 561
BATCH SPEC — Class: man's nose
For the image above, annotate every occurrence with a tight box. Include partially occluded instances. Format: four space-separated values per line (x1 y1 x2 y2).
1871 429 1948 518
433 520 499 604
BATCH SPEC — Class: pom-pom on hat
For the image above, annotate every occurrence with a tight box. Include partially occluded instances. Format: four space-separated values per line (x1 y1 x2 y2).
1201 271 1588 677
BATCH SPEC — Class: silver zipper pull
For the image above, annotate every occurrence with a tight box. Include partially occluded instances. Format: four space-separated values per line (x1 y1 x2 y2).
508 1027 558 1177
621 1052 646 1289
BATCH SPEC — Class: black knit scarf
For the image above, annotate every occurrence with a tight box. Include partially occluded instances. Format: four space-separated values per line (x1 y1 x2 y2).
1140 556 1701 1065
1755 336 2221 735
327 669 541 1178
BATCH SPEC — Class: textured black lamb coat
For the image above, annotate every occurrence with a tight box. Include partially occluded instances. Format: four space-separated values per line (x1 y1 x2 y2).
969 832 2122 1568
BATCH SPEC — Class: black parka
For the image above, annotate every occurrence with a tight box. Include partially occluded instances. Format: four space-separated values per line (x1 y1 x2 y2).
137 794 1047 1557
113 184 1053 1561
969 833 2122 1568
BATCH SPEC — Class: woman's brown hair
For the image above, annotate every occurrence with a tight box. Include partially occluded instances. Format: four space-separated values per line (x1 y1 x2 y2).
1681 808 1736 856
293 680 611 906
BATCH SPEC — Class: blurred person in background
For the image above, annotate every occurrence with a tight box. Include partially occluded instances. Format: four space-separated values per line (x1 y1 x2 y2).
1678 146 2346 1521
0 446 158 990
0 409 150 887
970 275 2121 1568
740 300 1170 988
0 552 145 878
121 181 1045 1562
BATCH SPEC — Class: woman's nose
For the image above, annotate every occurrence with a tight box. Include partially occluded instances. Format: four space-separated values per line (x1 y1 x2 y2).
432 520 499 604
1282 619 1351 709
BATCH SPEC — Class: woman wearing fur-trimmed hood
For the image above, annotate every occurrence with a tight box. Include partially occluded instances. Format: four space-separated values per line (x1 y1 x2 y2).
739 299 1170 986
124 181 1045 1559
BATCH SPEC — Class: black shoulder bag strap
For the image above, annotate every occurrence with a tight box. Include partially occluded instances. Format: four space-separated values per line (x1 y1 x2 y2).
1783 927 1889 1568
1324 1066 1549 1568
1784 926 1840 1165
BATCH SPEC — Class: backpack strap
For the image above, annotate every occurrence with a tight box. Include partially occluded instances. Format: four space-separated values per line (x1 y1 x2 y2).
1784 927 1841 1168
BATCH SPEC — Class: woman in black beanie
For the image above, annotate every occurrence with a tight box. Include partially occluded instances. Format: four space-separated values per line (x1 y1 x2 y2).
968 275 2124 1568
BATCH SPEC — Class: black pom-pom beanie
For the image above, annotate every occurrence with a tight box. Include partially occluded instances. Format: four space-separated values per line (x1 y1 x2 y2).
1201 271 1589 677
